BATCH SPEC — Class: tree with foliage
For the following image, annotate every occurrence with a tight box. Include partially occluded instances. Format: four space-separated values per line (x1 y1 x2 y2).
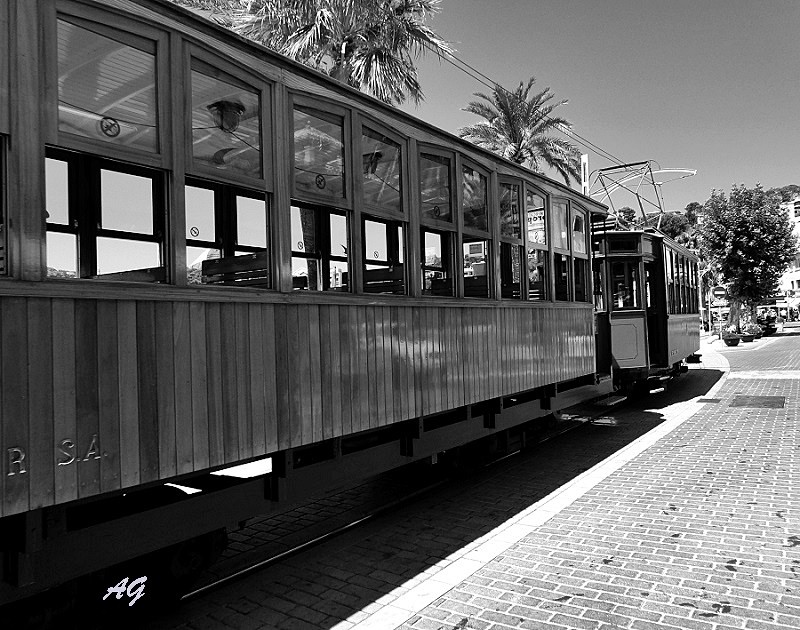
766 184 800 203
457 77 581 185
168 0 450 106
698 184 798 329
616 206 638 226
684 201 702 227
651 212 689 240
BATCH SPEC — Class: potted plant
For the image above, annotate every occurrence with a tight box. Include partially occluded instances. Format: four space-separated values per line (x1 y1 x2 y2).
722 325 741 347
742 321 762 340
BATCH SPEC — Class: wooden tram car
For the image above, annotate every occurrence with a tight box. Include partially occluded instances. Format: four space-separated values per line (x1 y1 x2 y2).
0 0 695 610
592 226 701 390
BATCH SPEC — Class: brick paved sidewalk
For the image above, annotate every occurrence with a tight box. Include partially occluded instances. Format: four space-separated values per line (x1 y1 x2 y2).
380 349 800 629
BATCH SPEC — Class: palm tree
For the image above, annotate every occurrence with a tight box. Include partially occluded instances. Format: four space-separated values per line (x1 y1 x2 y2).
169 0 451 106
458 77 581 185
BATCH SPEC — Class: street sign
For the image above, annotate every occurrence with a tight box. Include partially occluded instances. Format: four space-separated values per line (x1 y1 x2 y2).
711 299 727 307
712 285 727 299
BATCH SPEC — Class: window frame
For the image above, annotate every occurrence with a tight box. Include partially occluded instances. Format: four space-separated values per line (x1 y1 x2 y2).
184 178 270 287
361 214 406 295
290 200 350 292
522 183 551 301
459 158 491 238
420 227 454 297
418 145 457 231
52 9 169 169
185 46 272 189
45 147 166 281
571 204 590 302
356 115 407 221
290 93 353 209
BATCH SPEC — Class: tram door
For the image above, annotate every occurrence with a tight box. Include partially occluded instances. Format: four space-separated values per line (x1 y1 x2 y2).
645 260 668 366
609 258 647 369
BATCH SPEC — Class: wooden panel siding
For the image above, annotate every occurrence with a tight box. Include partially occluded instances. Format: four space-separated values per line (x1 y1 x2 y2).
0 294 593 519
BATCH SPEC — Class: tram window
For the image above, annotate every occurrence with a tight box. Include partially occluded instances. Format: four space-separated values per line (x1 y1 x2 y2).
57 20 158 153
419 153 452 222
525 190 547 247
185 181 269 287
462 164 488 232
291 203 349 291
592 260 605 311
572 212 587 255
527 248 548 301
421 229 453 297
45 151 164 281
574 258 588 302
554 253 570 301
191 65 262 180
551 200 569 250
362 127 401 213
500 243 523 299
500 183 521 239
611 261 640 310
463 237 490 298
293 106 345 200
363 217 405 294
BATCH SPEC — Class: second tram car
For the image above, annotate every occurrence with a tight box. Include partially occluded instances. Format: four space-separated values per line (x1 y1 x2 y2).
592 226 701 390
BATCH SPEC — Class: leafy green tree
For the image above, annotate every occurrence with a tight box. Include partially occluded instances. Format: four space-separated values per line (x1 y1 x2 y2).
650 212 689 239
616 206 638 226
699 184 798 328
457 77 581 185
766 184 800 203
168 0 450 106
684 201 702 226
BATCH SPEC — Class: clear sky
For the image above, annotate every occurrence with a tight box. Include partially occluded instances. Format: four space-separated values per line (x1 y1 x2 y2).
400 0 800 212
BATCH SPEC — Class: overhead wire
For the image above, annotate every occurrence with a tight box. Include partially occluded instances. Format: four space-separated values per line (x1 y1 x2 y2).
417 41 626 168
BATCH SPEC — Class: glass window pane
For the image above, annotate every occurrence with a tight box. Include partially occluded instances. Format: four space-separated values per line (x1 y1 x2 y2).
501 242 522 299
572 212 586 254
611 261 640 309
462 165 487 232
292 257 320 291
330 212 348 260
420 153 451 222
554 253 570 301
364 219 388 262
187 246 220 284
527 247 548 301
593 259 605 311
362 128 401 212
46 232 78 278
526 190 547 246
552 200 569 250
96 237 160 275
57 20 157 152
100 170 153 234
363 218 404 294
500 183 521 239
423 231 443 268
45 158 70 225
574 258 588 302
294 107 345 199
185 185 216 243
422 230 452 297
463 238 489 298
236 195 267 248
291 205 317 255
191 68 261 179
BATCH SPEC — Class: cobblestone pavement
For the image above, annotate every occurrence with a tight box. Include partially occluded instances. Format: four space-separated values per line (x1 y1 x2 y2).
150 328 800 630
